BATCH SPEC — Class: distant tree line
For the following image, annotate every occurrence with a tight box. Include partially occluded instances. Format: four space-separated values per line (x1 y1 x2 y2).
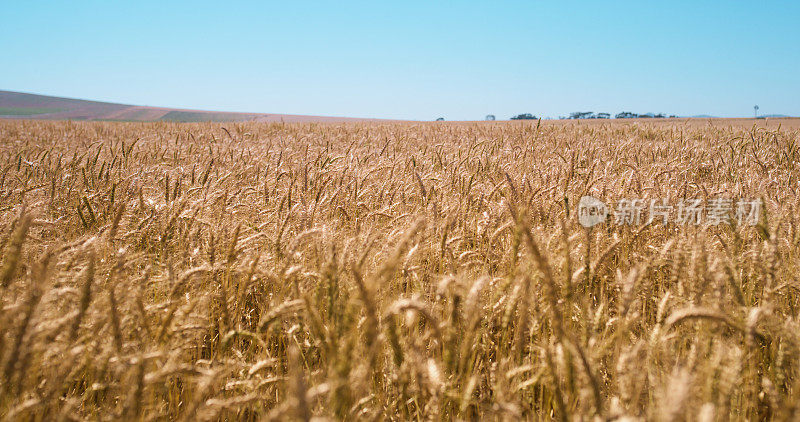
569 112 610 119
440 111 685 121
503 112 679 120
568 111 677 119
614 112 677 119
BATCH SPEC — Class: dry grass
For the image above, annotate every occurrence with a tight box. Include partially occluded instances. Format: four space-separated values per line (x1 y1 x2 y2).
0 118 799 420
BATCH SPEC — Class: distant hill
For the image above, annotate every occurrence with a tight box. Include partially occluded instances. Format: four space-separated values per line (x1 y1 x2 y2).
0 90 382 122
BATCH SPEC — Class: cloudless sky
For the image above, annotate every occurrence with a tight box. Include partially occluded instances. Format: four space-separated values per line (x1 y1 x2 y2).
1 1 798 120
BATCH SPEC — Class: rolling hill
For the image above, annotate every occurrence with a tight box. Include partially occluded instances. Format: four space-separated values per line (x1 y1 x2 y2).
0 90 381 122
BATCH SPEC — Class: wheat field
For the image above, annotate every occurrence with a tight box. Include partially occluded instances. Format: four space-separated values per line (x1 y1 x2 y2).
0 118 799 421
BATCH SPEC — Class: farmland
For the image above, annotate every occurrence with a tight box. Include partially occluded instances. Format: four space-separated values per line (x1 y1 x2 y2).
0 118 799 420
0 91 385 123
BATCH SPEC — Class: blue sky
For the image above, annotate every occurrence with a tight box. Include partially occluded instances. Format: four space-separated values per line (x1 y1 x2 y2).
1 1 798 120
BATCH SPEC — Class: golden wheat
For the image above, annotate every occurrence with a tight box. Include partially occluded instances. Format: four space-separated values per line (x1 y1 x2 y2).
0 118 798 420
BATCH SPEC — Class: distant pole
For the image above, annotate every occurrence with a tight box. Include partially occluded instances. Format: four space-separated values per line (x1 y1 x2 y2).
754 105 759 118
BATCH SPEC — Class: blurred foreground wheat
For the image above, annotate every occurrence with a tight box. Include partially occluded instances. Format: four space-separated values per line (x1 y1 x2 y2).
1 119 799 420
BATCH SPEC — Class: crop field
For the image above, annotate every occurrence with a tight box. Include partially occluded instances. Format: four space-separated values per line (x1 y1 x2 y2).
0 108 66 116
1 118 799 420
